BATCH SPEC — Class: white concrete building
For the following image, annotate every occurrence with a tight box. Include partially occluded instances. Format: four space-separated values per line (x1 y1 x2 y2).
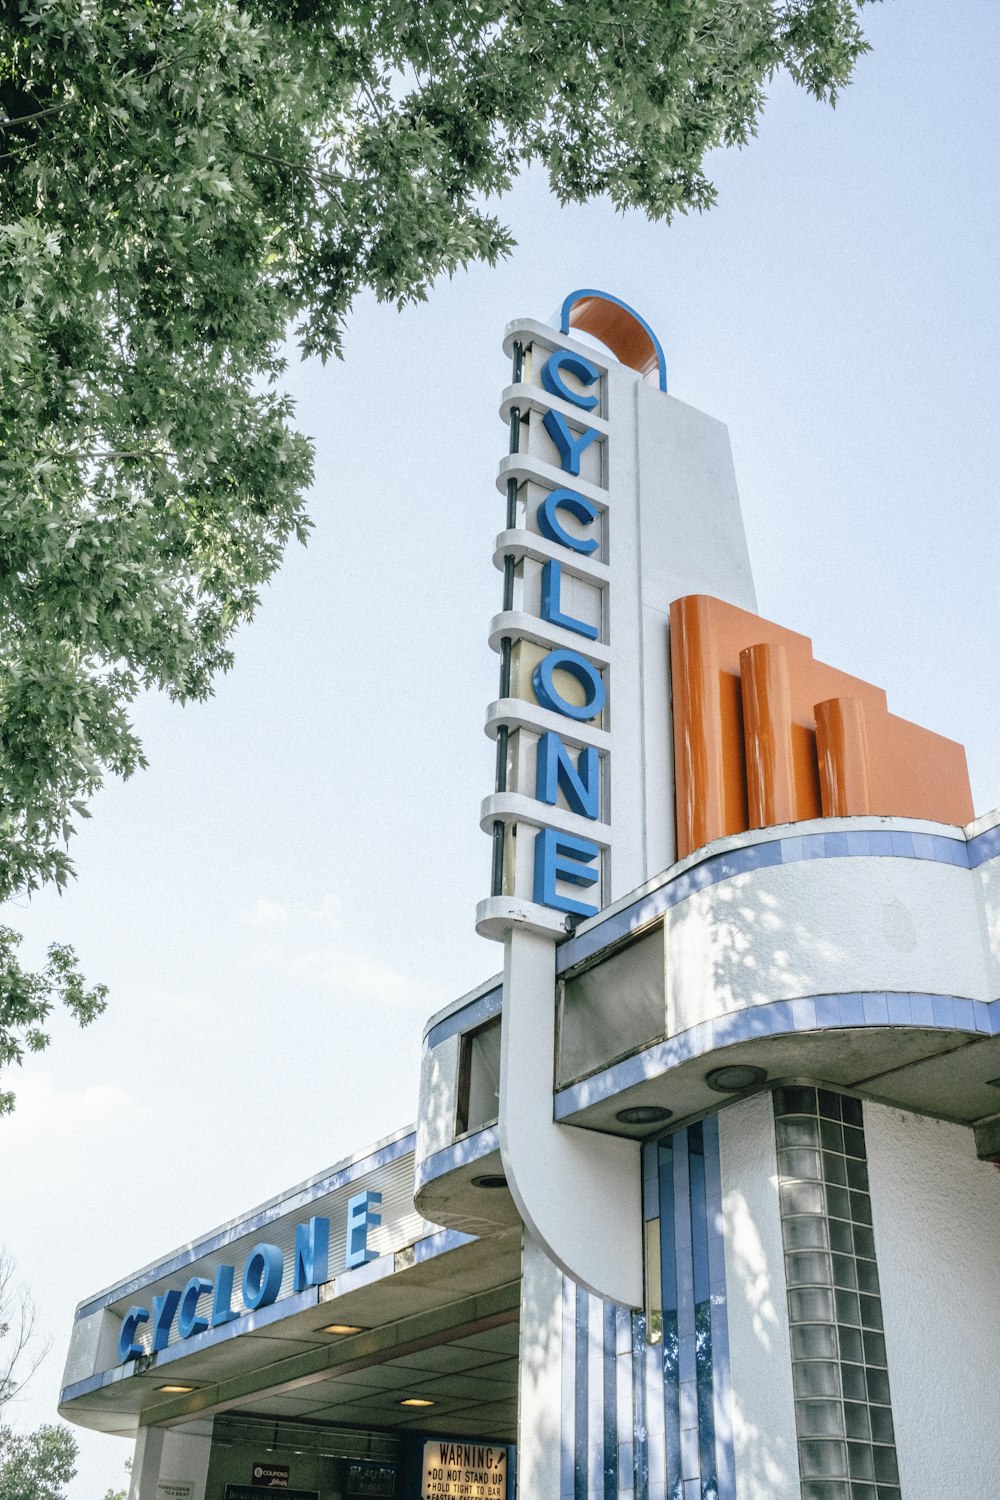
61 292 1000 1500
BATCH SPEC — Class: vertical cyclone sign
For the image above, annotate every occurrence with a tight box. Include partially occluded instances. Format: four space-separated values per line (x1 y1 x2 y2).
478 303 616 938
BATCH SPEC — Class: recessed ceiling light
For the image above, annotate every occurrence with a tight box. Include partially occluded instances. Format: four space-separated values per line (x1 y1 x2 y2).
615 1105 673 1126
472 1174 508 1189
318 1323 367 1336
157 1384 196 1393
400 1397 435 1408
705 1065 768 1093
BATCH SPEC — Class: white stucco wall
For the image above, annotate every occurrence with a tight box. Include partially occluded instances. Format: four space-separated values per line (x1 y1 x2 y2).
719 1095 799 1500
865 1101 1000 1496
668 854 992 1032
415 1031 460 1164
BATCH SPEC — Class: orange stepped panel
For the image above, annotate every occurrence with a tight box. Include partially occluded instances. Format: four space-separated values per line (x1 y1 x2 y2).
669 594 974 861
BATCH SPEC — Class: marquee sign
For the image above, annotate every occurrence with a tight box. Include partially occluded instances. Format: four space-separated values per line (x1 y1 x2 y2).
117 1191 382 1363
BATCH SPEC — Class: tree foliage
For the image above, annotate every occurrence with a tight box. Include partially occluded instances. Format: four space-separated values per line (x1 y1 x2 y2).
0 1250 78 1500
0 1425 76 1500
0 0 870 1095
0 1250 44 1410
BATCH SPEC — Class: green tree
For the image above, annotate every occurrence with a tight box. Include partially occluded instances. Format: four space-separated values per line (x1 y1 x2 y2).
0 0 871 1096
0 1251 77 1500
0 1425 77 1500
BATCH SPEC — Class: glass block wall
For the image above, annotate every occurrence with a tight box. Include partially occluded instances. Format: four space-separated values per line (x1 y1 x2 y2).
773 1086 902 1500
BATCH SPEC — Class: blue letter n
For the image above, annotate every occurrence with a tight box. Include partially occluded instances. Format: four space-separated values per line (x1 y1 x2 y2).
535 732 599 820
293 1216 330 1293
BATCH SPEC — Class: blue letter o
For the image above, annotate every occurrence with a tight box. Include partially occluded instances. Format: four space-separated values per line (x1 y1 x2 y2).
533 650 606 721
242 1244 284 1311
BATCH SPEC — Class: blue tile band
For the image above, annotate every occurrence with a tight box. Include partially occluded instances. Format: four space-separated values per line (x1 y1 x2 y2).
413 1124 500 1191
554 989 1000 1120
425 824 1000 1059
423 984 502 1051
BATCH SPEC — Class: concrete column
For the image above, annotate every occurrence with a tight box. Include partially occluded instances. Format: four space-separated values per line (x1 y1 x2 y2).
516 1230 565 1499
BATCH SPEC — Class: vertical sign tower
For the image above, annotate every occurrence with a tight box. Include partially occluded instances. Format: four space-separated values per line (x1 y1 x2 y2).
478 290 757 941
477 291 758 1307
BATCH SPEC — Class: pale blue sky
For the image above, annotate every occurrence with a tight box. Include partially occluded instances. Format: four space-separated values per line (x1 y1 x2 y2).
1 3 997 1493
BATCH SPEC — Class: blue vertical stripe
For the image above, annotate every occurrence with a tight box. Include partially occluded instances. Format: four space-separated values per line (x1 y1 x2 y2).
562 1275 576 1500
554 1120 733 1500
658 1140 683 1500
575 1284 589 1500
603 1300 618 1500
631 1310 649 1500
687 1124 718 1500
701 1116 735 1500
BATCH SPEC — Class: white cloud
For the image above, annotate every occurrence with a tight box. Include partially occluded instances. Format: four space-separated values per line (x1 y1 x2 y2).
238 891 436 1011
0 1072 135 1134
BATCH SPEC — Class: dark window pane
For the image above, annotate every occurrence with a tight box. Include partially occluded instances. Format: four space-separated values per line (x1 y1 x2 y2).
841 1096 864 1128
844 1402 871 1440
830 1220 855 1255
838 1327 864 1365
776 1086 819 1117
832 1255 858 1290
824 1153 848 1187
846 1157 870 1191
853 1225 876 1260
873 1448 899 1485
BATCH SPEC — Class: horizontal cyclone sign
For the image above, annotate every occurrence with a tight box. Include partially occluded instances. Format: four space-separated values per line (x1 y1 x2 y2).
117 1191 382 1363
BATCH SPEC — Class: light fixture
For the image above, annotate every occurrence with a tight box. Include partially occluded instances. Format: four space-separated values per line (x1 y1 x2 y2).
400 1397 435 1408
705 1064 767 1093
472 1174 508 1189
156 1383 196 1394
615 1105 673 1126
318 1323 367 1336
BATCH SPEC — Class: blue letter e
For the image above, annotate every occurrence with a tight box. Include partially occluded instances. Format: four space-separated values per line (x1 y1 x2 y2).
345 1191 382 1269
534 828 600 917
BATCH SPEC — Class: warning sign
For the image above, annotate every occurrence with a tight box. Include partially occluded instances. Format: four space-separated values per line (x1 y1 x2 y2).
421 1441 507 1500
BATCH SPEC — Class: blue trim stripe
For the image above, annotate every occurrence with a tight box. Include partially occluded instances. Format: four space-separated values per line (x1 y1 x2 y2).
968 822 1000 867
558 289 669 393
557 827 974 976
411 1228 476 1264
702 1115 735 1500
423 986 503 1051
659 1141 682 1500
603 1301 618 1500
554 990 1000 1119
413 1124 500 1191
561 1276 576 1499
76 1132 417 1319
554 1124 733 1498
574 1286 589 1499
